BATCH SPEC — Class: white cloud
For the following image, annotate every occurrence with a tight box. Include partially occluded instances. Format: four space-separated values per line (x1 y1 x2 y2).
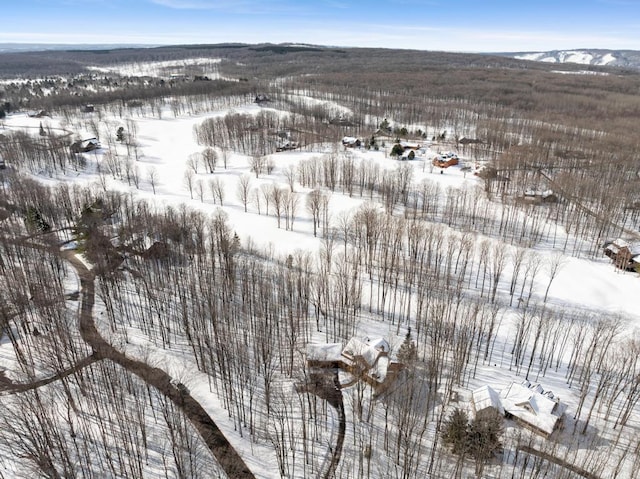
147 0 299 13
150 0 234 8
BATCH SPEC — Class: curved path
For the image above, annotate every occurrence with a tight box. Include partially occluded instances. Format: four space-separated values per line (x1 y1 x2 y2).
60 249 256 478
296 371 345 479
0 353 101 395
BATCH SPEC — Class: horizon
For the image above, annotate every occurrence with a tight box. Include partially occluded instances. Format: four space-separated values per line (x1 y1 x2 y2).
0 41 637 56
3 1 640 53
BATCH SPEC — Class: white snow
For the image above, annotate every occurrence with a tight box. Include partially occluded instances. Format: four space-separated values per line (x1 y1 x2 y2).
4 93 640 478
86 57 222 77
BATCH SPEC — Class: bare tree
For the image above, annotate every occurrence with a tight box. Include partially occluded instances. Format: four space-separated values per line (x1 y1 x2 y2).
543 251 567 303
237 174 252 212
202 148 218 173
148 166 158 195
184 170 195 199
208 177 224 206
307 189 324 237
248 155 265 178
195 179 205 203
221 148 230 169
270 184 284 228
186 153 200 174
284 164 297 192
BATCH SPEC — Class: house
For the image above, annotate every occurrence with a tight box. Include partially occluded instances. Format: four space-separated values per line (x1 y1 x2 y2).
306 336 402 391
523 189 558 204
399 141 421 151
275 140 298 152
342 136 361 148
604 238 640 271
307 342 344 369
340 337 402 388
275 131 298 152
432 153 459 168
27 110 50 118
472 385 505 418
254 94 271 104
70 138 101 154
500 380 566 438
330 115 354 127
459 137 483 146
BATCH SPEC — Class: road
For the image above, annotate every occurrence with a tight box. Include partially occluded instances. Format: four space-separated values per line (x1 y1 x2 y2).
60 249 256 478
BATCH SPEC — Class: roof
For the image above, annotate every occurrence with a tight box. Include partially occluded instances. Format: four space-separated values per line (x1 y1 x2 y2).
307 342 343 363
472 385 505 416
500 381 566 436
399 141 421 149
343 337 379 367
342 337 391 382
524 189 554 198
607 238 640 255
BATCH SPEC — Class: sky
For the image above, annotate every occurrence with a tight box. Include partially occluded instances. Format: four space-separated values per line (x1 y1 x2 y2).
3 0 640 52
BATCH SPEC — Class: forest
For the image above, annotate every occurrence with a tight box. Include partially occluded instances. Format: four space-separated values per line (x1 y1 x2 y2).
1 43 640 478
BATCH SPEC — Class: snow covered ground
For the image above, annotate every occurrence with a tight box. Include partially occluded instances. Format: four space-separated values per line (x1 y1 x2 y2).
3 94 640 477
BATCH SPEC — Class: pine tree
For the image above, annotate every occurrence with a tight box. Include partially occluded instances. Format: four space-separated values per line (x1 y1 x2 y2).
443 408 469 455
398 327 417 364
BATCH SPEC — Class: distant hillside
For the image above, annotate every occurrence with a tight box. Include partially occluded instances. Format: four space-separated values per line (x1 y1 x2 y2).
0 43 155 53
498 49 640 70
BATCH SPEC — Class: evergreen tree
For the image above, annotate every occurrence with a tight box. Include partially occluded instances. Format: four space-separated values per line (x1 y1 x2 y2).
390 144 404 158
443 408 469 455
398 327 417 364
25 207 51 233
443 407 503 476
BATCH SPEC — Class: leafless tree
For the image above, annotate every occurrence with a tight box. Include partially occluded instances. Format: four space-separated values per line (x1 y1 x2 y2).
209 175 225 205
186 153 200 174
148 166 158 195
543 251 567 303
184 169 195 199
237 174 252 212
202 147 217 173
248 155 265 178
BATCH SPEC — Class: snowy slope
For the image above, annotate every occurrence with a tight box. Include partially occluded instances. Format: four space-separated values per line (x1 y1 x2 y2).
503 49 640 70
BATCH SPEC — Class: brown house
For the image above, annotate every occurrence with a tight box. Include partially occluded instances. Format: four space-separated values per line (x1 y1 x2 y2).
433 153 459 168
604 238 640 271
70 138 101 154
307 337 402 392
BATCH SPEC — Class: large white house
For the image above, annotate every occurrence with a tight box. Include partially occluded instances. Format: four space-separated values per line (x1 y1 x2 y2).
472 380 566 438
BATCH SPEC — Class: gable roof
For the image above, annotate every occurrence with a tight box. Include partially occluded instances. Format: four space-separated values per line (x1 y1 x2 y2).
472 385 505 416
342 337 393 383
500 381 566 436
307 342 343 363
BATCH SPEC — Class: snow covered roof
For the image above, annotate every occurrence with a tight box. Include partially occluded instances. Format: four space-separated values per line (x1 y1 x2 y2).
342 136 360 145
500 381 566 436
524 189 554 198
307 342 343 363
399 141 421 150
607 238 640 255
472 385 505 416
341 336 391 382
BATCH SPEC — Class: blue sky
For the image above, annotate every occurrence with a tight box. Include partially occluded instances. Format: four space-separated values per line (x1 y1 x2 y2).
3 0 640 51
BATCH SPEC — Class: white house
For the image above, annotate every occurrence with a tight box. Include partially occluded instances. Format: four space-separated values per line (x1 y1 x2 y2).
500 380 567 438
306 337 401 390
472 385 505 418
